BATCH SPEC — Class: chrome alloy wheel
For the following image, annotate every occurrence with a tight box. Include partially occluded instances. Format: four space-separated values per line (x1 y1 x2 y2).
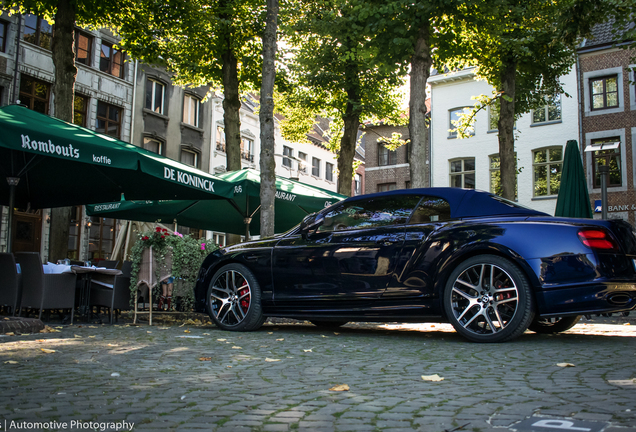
449 263 519 335
209 269 252 327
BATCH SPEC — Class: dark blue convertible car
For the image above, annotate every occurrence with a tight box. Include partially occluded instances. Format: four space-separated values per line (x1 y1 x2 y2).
194 188 636 342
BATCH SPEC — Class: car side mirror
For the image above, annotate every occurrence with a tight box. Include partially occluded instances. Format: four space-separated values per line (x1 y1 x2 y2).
300 213 325 238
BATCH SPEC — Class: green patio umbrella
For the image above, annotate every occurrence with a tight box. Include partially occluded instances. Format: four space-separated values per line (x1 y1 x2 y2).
0 104 234 209
555 140 592 218
86 168 347 236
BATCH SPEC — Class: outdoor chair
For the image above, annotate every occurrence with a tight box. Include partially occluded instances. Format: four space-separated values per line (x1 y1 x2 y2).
0 253 21 315
89 260 132 324
15 252 77 324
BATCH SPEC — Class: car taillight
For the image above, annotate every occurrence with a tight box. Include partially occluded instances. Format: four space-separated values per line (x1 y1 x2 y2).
578 229 618 250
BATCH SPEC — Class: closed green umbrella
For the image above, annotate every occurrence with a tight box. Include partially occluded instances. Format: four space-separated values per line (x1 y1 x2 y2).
87 168 347 236
555 140 592 218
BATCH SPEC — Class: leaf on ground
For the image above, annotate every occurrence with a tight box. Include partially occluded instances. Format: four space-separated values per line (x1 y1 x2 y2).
107 344 118 347
421 374 444 382
198 357 212 361
184 329 191 333
321 335 328 338
232 346 242 349
624 323 631 326
334 332 340 335
146 331 152 334
303 349 313 352
203 333 210 335
40 348 56 354
276 338 284 341
265 358 281 362
74 335 82 338
88 326 98 329
329 384 349 392
4 360 18 364
268 332 273 335
557 363 576 367
88 336 96 338
227 365 232 368
5 332 15 336
217 338 227 342
3 317 9 320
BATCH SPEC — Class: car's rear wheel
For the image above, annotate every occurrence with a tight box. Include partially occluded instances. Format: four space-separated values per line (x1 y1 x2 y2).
443 255 534 343
207 263 264 331
528 316 581 334
310 320 348 329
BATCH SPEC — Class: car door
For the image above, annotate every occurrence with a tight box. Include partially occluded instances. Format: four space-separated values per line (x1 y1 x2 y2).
272 194 422 308
383 195 453 300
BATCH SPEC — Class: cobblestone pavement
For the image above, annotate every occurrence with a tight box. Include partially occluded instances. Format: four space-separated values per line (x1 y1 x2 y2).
1 318 636 432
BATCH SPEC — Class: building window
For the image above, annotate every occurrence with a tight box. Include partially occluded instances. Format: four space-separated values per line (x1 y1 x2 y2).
241 137 254 162
180 148 198 168
590 76 619 110
533 147 563 197
96 101 122 139
449 107 473 137
298 152 307 173
488 101 500 131
449 158 475 189
532 95 562 124
88 217 116 261
326 162 334 182
145 79 165 114
0 20 8 52
591 138 621 188
143 137 163 155
354 173 362 195
378 183 397 192
216 126 226 152
213 232 226 247
312 157 320 177
378 143 397 166
490 155 502 197
73 94 88 127
99 41 124 78
75 30 93 66
23 14 52 50
282 145 292 168
183 94 200 127
19 75 50 114
68 206 82 260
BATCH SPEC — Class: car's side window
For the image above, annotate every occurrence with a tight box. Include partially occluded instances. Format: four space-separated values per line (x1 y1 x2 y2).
318 195 421 232
408 196 452 223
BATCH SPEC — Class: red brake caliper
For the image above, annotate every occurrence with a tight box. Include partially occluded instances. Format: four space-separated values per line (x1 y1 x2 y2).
238 284 250 313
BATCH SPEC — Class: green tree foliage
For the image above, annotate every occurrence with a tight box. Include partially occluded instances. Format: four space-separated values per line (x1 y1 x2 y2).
282 0 406 196
115 0 266 172
437 0 616 200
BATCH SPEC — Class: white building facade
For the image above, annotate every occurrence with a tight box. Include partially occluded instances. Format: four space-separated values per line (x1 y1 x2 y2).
428 67 580 215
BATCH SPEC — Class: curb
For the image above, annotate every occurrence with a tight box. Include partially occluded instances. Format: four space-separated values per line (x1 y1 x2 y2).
0 317 45 334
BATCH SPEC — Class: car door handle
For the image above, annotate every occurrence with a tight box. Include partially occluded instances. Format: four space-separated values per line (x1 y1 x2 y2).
376 237 400 246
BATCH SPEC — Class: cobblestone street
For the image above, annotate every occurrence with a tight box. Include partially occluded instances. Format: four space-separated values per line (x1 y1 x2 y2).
1 318 635 431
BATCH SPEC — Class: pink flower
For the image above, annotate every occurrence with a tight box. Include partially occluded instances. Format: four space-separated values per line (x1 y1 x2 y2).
175 232 183 238
201 243 206 250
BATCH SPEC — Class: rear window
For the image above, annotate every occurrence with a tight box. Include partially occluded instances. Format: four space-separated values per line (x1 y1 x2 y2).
408 196 451 223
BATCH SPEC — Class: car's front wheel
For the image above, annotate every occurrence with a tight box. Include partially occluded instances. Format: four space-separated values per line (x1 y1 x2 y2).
443 255 534 343
207 263 265 331
528 316 581 334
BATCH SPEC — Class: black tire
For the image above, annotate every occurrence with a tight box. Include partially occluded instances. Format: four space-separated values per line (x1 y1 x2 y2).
443 255 534 343
207 263 264 331
528 316 581 334
310 320 348 329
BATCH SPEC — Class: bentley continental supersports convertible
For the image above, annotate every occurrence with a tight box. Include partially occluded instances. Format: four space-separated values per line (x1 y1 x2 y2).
194 188 636 342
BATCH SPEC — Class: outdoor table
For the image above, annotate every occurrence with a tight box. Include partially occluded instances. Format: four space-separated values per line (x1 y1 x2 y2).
67 266 122 322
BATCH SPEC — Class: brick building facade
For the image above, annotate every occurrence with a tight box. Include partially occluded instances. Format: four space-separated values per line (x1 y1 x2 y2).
578 23 636 223
362 124 413 193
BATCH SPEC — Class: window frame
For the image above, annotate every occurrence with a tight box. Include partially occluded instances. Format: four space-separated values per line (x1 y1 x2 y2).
377 183 397 192
298 152 307 173
216 125 226 152
449 158 475 189
326 162 334 182
145 78 166 115
590 75 619 111
282 146 292 168
0 19 8 53
143 136 164 155
241 137 254 162
590 137 622 188
95 101 122 139
532 146 563 197
99 40 125 78
182 93 201 128
378 142 397 166
448 107 474 138
180 148 199 168
23 14 53 50
73 94 89 127
312 157 320 177
19 75 50 114
531 95 562 125
74 29 93 66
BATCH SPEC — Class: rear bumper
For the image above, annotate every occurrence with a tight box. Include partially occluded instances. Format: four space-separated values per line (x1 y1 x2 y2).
535 282 636 317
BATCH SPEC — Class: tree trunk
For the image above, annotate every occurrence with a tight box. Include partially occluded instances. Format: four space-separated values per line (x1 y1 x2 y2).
408 23 432 188
259 0 278 238
49 0 77 261
222 49 242 172
337 97 360 196
497 60 517 200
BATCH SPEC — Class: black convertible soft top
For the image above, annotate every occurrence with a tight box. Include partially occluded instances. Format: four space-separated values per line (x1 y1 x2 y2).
343 187 550 219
